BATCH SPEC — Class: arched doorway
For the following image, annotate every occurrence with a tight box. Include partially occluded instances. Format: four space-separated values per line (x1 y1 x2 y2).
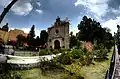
54 40 60 49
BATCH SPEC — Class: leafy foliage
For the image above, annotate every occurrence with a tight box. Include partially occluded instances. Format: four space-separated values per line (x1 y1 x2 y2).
69 32 77 48
60 48 68 52
39 49 52 56
57 52 73 65
0 71 22 79
17 34 27 47
39 57 63 75
40 30 48 46
27 25 35 46
53 49 60 54
70 49 82 59
77 16 114 49
94 49 108 61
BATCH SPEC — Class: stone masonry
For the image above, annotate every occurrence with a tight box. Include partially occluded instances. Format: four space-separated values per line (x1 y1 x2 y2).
47 16 70 49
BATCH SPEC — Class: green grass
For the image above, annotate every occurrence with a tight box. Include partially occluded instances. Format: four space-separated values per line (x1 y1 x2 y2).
9 68 67 79
64 47 114 79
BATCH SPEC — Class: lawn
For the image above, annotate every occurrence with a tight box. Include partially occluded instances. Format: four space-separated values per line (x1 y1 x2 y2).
10 68 67 79
64 47 114 79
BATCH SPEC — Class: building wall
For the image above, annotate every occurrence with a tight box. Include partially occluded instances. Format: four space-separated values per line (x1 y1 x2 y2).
0 30 9 44
0 29 28 44
8 29 27 41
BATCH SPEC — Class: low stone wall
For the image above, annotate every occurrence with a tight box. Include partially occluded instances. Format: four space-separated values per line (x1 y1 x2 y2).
7 63 40 70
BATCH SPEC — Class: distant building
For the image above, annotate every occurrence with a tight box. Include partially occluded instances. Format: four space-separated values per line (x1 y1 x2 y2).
0 30 9 44
0 24 28 44
47 16 70 49
9 29 27 41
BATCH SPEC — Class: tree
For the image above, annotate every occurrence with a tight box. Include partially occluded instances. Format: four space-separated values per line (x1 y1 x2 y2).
35 36 40 46
40 30 48 45
69 32 77 48
27 25 35 46
29 25 35 39
17 34 26 47
77 16 105 43
77 16 114 49
0 0 18 23
2 23 9 32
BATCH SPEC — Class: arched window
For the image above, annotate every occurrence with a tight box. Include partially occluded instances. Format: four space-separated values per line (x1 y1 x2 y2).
56 29 59 34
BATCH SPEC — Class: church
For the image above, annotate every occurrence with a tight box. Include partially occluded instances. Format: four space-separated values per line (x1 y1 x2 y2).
47 16 70 49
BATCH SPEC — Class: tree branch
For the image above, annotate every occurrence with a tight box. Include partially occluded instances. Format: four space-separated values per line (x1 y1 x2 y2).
0 0 18 24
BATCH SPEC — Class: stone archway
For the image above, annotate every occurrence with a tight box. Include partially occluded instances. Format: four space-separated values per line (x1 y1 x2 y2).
54 40 60 49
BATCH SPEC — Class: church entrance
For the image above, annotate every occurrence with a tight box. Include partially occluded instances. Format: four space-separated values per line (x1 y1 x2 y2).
54 40 60 49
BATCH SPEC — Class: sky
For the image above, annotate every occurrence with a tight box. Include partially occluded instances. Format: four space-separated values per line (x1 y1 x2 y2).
0 0 120 36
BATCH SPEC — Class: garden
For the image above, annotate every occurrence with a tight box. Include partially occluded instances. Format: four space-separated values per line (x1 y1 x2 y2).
0 41 114 79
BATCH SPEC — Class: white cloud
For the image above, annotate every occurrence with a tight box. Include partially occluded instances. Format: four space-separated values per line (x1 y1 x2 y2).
102 17 120 35
0 0 33 16
11 0 33 16
36 9 43 14
74 0 109 21
36 2 41 7
110 6 120 15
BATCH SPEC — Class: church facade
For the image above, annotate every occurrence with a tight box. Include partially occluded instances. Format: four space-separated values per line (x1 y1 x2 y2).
47 16 70 49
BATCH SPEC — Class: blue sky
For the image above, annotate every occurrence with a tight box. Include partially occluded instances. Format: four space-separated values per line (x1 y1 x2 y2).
0 0 120 36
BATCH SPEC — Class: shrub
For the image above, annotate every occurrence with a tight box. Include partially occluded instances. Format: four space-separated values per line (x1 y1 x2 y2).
94 49 108 61
0 71 22 79
53 49 59 54
76 41 82 49
79 56 92 66
39 49 49 56
60 48 68 53
57 52 73 65
70 49 82 59
93 43 104 50
78 48 93 66
39 57 63 75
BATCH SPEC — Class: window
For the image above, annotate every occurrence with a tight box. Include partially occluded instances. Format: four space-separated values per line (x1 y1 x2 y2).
56 29 59 34
49 39 51 42
62 38 64 41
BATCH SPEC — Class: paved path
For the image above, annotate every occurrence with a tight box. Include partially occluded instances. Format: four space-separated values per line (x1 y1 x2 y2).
0 53 61 64
113 62 120 79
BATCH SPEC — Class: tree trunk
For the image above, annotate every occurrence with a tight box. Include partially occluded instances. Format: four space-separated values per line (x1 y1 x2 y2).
0 0 18 24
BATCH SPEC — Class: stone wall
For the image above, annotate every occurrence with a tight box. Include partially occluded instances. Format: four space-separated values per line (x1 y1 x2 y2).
9 29 28 41
0 29 28 44
8 63 40 70
0 30 9 44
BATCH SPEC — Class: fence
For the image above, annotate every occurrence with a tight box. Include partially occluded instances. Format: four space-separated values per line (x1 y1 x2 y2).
105 45 116 79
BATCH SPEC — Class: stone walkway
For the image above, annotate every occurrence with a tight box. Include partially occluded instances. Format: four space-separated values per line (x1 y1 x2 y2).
113 45 120 79
114 62 120 79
